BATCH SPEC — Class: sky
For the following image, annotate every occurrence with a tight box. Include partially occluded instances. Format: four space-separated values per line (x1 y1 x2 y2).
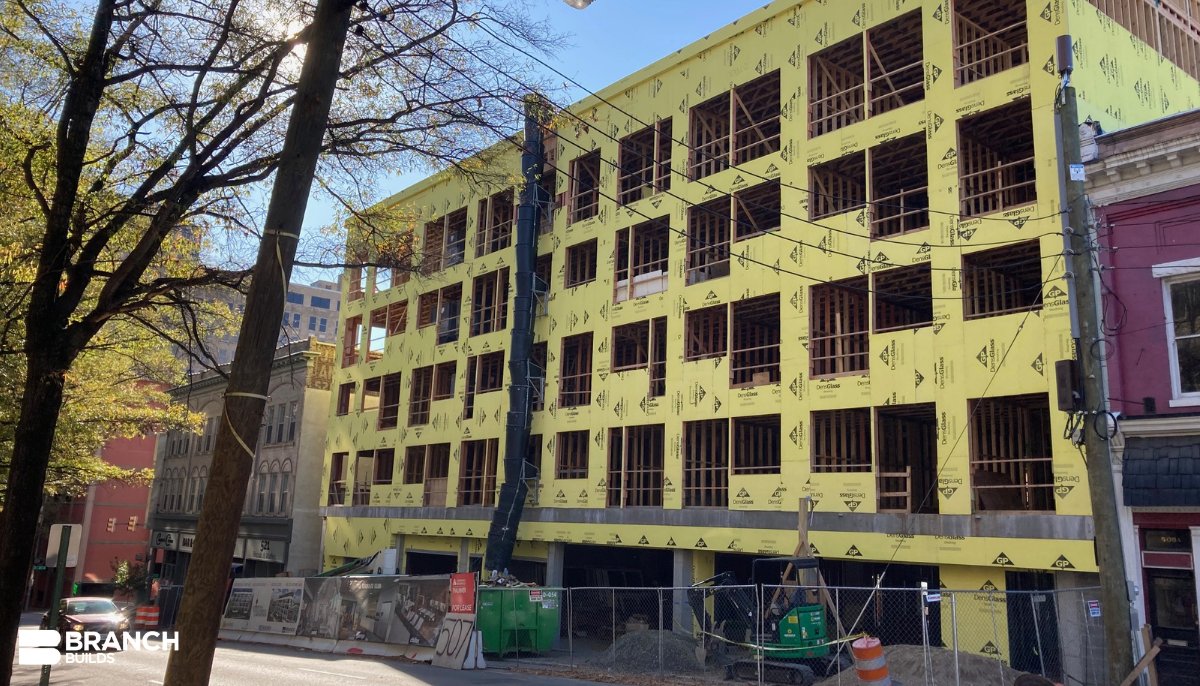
294 0 767 279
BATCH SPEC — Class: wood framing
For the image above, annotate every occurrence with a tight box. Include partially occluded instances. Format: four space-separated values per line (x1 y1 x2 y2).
686 196 732 285
614 217 669 302
341 315 362 367
361 376 381 411
970 393 1055 512
953 0 1029 86
423 207 468 273
810 151 867 220
650 317 667 397
379 372 401 429
618 118 673 205
734 181 781 241
476 189 514 257
353 450 373 505
809 35 865 137
367 308 387 360
416 284 462 343
464 351 504 419
336 381 354 416
470 268 510 336
565 238 598 288
870 134 929 237
683 419 729 508
867 11 926 115
347 268 366 301
958 99 1037 217
685 303 728 361
556 429 589 479
569 150 601 223
385 300 408 336
432 361 456 401
458 438 499 506
689 70 781 179
373 448 395 486
531 342 547 411
328 452 347 505
811 408 872 473
408 365 434 426
607 424 666 507
403 446 426 484
1087 0 1200 78
559 332 593 408
962 239 1044 319
423 443 450 507
612 320 650 371
810 276 870 377
874 264 934 332
730 294 781 387
537 172 556 235
876 404 938 513
732 414 782 474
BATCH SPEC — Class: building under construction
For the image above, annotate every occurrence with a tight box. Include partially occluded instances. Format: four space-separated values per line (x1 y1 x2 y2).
320 0 1200 667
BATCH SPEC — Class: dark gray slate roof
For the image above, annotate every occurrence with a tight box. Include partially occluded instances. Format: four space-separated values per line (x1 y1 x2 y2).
1124 435 1200 507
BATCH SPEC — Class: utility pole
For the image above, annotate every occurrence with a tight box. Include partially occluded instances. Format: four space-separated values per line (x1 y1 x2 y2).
1055 34 1135 685
161 0 354 683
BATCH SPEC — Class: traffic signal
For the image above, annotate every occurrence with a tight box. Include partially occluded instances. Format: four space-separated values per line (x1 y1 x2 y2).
127 515 138 531
106 517 116 532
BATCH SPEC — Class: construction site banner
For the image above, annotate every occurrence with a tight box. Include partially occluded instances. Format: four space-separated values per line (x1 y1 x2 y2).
220 577 304 635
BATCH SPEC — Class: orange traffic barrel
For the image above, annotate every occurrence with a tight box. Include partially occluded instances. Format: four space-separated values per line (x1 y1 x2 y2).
135 605 160 628
851 636 891 685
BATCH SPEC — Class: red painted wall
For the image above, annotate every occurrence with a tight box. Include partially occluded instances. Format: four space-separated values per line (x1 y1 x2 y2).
79 435 156 582
1099 185 1200 417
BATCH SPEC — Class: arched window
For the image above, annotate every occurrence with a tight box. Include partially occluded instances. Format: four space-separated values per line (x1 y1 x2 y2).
187 467 199 512
256 463 269 515
267 461 280 514
197 467 208 510
279 460 293 516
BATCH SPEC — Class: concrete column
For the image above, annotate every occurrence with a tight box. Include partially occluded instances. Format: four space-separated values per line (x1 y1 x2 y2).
546 542 565 587
672 549 694 634
392 534 405 574
457 538 470 573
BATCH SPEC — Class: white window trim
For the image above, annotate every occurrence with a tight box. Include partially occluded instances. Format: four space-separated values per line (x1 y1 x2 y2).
1156 259 1200 407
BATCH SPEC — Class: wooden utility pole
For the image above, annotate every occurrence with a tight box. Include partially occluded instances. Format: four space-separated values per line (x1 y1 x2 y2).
1055 37 1135 685
161 0 354 683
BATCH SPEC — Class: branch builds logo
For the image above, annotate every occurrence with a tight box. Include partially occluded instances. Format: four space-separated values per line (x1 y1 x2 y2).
18 629 179 666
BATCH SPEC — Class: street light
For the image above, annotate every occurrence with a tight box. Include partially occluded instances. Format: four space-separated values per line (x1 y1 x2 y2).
563 0 594 8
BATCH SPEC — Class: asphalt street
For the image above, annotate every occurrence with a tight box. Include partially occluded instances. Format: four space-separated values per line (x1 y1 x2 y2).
10 613 603 686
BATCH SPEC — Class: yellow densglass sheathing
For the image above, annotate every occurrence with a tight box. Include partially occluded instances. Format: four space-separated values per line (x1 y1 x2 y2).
322 0 1199 590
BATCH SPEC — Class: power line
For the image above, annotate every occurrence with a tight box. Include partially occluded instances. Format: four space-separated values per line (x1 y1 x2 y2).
471 17 1068 232
393 13 1066 302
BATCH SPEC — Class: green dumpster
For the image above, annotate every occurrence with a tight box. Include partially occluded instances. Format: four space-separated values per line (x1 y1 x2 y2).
477 587 563 656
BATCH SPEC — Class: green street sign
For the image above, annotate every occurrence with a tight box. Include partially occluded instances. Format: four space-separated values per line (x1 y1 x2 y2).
33 565 47 571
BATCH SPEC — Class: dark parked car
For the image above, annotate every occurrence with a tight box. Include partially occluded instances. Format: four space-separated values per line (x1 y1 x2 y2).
40 597 130 647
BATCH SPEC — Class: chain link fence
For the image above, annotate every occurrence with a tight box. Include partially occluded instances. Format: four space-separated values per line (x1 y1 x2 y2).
480 584 1107 685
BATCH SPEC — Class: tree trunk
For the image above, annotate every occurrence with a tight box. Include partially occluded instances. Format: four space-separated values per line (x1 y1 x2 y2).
0 348 71 685
161 0 353 682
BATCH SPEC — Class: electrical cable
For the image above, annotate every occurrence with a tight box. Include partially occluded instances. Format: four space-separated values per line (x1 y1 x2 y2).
384 23 1065 304
469 17 1069 231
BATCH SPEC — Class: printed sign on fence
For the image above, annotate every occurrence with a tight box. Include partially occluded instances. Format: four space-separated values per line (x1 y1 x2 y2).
450 573 476 614
220 578 304 635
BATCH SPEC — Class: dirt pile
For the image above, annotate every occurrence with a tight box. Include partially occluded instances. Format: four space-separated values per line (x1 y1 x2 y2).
815 644 1028 686
588 630 705 674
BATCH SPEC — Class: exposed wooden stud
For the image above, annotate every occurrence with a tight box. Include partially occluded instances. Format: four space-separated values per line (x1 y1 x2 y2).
730 294 781 388
959 99 1037 217
953 0 1030 86
970 393 1055 511
732 414 782 474
870 134 929 238
810 151 867 220
963 240 1044 319
811 408 872 473
470 268 510 336
556 430 590 479
458 438 499 506
810 277 869 377
683 419 729 507
874 264 934 332
876 404 938 513
559 333 593 408
569 151 601 223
